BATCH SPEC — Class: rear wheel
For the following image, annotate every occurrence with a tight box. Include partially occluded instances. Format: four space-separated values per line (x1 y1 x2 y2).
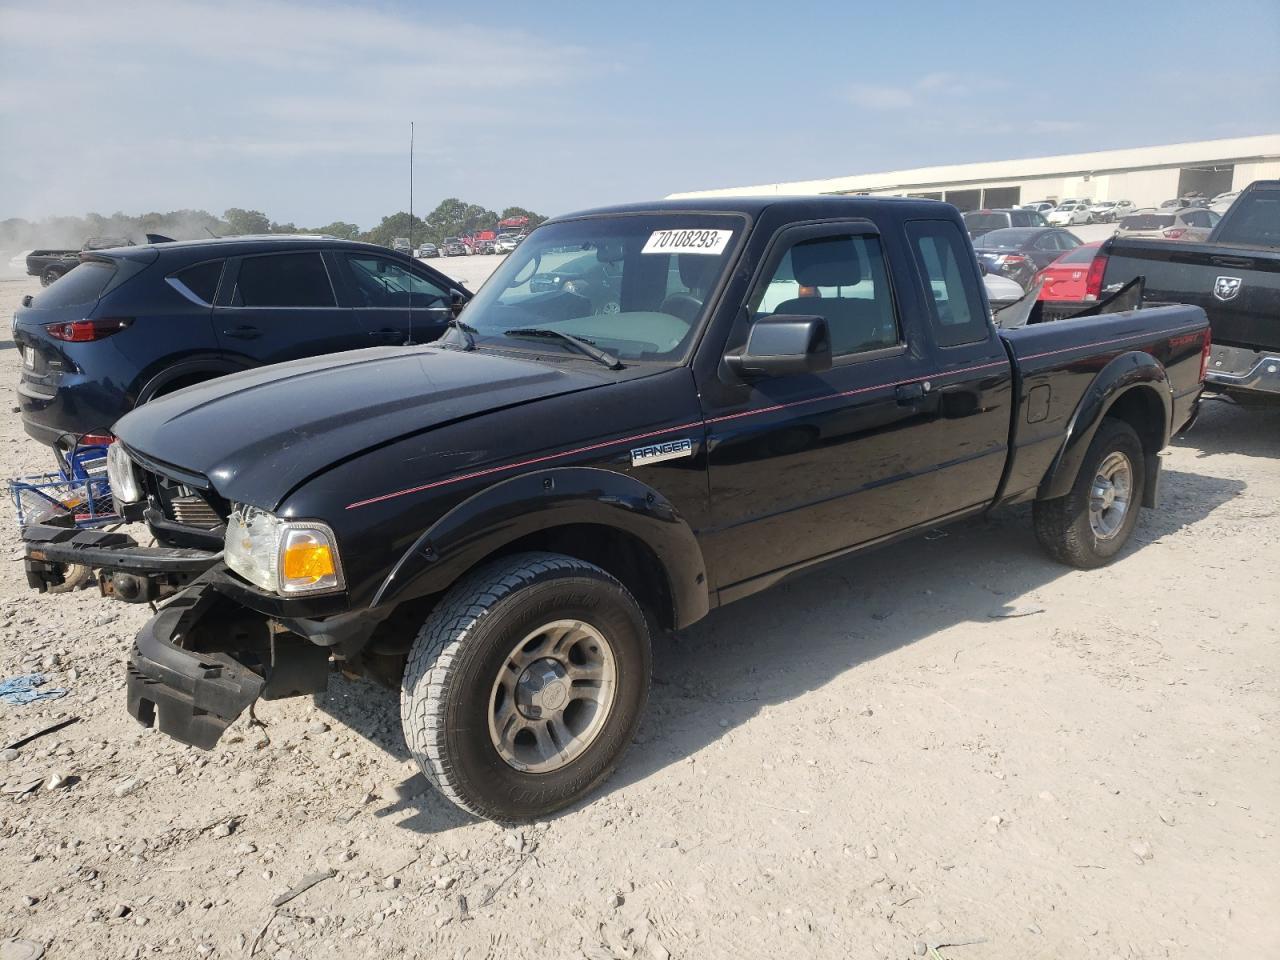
1033 418 1145 569
401 552 651 821
40 266 64 286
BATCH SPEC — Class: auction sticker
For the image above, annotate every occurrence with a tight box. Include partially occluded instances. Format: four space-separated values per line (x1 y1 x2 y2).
642 228 732 255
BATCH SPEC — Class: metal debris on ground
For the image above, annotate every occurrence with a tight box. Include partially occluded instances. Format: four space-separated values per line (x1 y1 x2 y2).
4 716 80 750
271 868 335 908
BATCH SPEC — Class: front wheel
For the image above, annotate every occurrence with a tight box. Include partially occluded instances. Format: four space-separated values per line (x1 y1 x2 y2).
1033 418 1145 569
401 552 651 821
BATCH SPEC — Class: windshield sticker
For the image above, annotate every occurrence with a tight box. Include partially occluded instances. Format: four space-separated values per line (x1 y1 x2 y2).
642 229 733 256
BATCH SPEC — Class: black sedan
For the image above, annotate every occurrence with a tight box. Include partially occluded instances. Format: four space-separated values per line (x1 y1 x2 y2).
973 227 1082 290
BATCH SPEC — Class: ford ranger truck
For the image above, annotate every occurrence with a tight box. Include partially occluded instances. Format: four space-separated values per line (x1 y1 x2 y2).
22 197 1209 822
1100 179 1279 404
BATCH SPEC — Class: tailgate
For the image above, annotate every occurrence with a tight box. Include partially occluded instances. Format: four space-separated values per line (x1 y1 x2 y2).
1103 239 1280 351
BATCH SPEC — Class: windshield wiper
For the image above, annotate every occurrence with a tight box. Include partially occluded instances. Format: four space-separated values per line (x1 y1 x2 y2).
442 317 477 351
502 327 623 370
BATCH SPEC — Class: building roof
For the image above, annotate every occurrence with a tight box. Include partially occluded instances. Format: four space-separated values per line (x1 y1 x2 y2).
668 134 1280 198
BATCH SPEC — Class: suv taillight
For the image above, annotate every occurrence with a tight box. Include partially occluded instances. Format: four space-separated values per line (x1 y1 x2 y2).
1084 252 1109 300
44 318 131 342
1163 228 1187 239
1199 329 1212 383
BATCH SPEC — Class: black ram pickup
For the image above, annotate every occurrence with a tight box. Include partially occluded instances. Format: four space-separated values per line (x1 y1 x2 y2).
27 237 135 286
1099 179 1280 404
23 197 1209 821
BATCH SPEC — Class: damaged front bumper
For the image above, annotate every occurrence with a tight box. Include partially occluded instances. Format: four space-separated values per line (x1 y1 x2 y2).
24 522 218 602
127 581 332 749
23 522 337 749
127 585 268 749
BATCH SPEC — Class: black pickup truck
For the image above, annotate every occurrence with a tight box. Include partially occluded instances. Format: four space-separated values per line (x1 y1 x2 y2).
1100 179 1279 403
23 197 1208 821
27 237 135 286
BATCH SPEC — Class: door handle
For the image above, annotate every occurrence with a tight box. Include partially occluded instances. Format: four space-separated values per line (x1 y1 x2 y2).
370 328 401 338
895 381 929 404
224 325 261 340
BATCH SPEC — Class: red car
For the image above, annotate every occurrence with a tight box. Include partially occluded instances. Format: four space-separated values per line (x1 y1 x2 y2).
1036 241 1105 301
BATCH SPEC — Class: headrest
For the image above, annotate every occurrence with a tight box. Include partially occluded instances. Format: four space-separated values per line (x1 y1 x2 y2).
677 254 718 292
595 240 625 263
790 237 862 288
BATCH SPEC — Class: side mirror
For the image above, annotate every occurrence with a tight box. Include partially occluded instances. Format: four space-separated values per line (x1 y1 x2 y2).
725 314 831 380
450 291 466 318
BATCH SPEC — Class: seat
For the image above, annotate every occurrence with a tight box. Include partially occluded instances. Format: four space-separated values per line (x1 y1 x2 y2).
660 254 719 324
771 238 890 355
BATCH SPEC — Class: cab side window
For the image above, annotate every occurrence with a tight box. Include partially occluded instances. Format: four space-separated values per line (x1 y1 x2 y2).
905 220 989 348
751 233 899 358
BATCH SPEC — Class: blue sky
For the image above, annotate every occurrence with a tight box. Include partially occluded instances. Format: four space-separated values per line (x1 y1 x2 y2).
1 0 1277 227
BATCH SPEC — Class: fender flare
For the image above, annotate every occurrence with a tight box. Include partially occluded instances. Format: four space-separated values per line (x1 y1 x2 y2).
371 467 710 629
1037 350 1172 502
135 356 253 404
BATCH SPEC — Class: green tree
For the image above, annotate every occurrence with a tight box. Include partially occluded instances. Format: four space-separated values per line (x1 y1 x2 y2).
361 211 429 249
223 208 271 235
311 221 360 240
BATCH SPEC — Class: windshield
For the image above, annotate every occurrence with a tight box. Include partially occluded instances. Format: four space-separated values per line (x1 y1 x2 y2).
455 213 743 362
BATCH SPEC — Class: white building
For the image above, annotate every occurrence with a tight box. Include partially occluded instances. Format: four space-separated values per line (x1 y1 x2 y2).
668 134 1280 211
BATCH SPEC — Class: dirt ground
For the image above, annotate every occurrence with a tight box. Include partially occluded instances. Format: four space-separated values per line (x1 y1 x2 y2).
0 271 1277 960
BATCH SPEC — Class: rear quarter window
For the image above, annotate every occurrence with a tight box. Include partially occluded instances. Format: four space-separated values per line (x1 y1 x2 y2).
31 261 117 308
170 260 223 304
905 220 990 348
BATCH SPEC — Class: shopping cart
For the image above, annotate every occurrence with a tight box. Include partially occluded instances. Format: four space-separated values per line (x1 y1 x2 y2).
9 438 117 531
8 438 117 592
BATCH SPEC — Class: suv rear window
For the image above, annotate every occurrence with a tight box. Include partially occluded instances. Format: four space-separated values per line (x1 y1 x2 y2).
172 260 223 304
963 213 1009 233
1121 214 1175 230
233 252 334 307
32 260 117 308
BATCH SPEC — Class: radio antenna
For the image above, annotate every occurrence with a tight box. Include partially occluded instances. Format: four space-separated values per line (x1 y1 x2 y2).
407 120 414 346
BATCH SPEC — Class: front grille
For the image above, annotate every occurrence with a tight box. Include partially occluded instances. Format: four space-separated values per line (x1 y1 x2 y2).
169 494 222 528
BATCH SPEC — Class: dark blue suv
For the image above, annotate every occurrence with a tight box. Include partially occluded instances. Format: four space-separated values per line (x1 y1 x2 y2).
14 236 470 449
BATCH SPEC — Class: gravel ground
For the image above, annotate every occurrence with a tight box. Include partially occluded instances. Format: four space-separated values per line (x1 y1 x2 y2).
1 272 1277 960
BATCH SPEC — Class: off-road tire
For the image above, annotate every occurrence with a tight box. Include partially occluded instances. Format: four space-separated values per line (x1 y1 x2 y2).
1033 418 1145 569
40 266 64 287
401 552 651 821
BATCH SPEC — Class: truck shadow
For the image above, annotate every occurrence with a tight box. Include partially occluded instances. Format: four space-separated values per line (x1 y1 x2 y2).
1174 397 1280 459
320 465 1243 834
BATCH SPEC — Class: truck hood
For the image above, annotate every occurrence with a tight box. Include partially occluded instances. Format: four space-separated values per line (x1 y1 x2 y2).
113 346 606 510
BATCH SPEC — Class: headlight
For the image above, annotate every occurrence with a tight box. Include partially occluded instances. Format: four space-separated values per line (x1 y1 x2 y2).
106 442 143 503
224 505 345 596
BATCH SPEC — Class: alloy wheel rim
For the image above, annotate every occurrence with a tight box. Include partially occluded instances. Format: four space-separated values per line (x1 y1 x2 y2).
1089 450 1133 540
487 619 617 773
